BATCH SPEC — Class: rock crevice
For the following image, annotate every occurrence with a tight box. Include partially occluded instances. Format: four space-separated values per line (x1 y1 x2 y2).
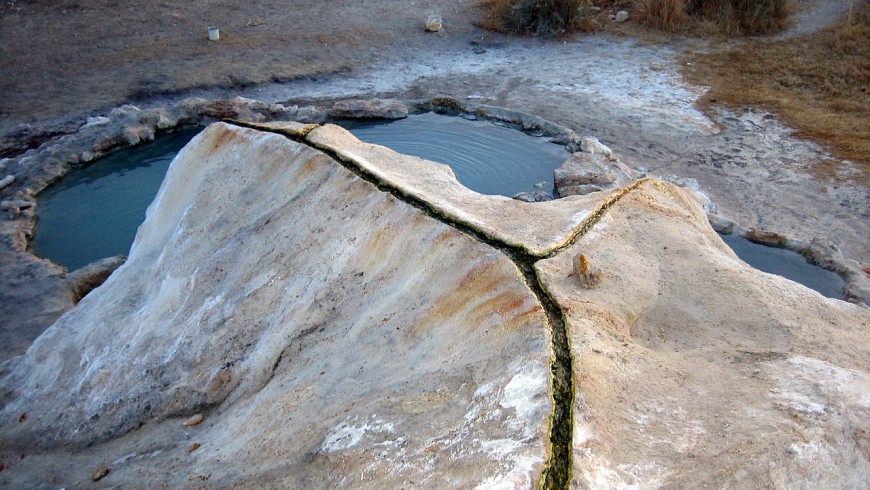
229 120 578 488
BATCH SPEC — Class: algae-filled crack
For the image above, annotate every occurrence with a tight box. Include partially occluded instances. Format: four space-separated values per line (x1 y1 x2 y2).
229 120 646 488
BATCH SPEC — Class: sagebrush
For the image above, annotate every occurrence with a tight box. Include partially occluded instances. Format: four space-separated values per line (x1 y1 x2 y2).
478 0 590 36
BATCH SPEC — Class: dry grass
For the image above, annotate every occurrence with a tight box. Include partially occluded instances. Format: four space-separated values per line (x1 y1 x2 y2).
634 0 691 31
683 1 870 179
633 0 791 35
479 0 790 36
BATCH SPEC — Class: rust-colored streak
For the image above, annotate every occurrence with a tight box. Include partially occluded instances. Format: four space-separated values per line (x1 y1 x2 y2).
298 154 322 178
432 260 500 321
204 127 241 158
434 229 461 244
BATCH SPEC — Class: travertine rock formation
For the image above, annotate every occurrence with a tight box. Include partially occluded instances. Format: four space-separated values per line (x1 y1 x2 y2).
1 121 867 489
0 124 555 488
536 180 870 487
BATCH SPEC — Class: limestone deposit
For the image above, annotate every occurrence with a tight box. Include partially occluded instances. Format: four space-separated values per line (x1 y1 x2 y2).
0 121 867 488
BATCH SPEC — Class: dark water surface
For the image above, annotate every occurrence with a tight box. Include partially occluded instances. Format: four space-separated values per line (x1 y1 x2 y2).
34 128 200 270
719 233 844 299
339 112 570 197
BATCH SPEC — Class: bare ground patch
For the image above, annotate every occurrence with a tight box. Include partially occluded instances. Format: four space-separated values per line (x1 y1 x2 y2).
683 0 870 181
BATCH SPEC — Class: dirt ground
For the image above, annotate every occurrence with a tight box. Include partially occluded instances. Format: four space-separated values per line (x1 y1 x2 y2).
1 0 867 266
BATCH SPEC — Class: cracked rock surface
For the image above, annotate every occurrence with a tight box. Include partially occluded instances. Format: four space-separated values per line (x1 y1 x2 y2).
1 122 867 488
536 180 870 488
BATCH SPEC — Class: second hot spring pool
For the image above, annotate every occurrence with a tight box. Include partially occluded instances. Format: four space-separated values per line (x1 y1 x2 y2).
337 112 569 197
33 127 201 270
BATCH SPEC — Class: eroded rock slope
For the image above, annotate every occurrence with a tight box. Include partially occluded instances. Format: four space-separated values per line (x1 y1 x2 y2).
0 124 554 488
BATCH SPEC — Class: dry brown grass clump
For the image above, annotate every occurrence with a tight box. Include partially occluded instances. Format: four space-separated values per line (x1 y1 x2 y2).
479 0 790 36
478 0 597 36
633 0 691 31
634 0 791 35
684 1 870 179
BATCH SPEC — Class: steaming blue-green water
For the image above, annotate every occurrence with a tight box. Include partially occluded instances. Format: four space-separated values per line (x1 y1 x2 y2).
33 128 200 270
339 112 570 197
718 233 844 299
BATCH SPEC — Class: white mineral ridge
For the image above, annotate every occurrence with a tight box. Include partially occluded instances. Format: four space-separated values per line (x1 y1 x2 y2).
0 123 552 488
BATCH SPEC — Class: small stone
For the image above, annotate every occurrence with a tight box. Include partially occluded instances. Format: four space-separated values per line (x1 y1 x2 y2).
80 151 95 163
0 174 14 190
614 10 629 22
580 136 613 159
424 14 443 32
744 229 787 248
91 467 109 482
83 116 111 128
1 199 33 210
572 254 602 289
512 192 553 203
187 443 201 452
17 412 26 422
183 413 204 426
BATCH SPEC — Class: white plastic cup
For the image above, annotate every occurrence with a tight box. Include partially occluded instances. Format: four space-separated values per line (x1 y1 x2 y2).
208 27 220 41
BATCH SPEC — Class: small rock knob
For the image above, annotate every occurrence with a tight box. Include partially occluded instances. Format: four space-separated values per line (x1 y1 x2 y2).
425 14 443 32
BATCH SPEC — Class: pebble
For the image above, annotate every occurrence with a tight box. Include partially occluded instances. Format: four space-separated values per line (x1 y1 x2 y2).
183 413 204 426
1 199 33 210
187 443 201 452
91 467 109 482
424 14 443 32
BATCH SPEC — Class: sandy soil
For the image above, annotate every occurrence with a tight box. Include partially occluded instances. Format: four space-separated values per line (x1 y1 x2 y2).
0 0 867 266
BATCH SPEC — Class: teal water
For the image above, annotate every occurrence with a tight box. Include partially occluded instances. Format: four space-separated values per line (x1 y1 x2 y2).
718 233 844 299
32 118 846 302
33 128 200 270
339 112 570 197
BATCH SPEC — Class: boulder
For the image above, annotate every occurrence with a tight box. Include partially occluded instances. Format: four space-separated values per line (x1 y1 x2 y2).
554 152 635 197
327 98 409 120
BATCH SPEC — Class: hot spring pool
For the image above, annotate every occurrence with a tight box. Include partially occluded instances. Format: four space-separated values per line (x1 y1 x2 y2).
718 233 844 299
338 112 570 197
33 127 201 270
